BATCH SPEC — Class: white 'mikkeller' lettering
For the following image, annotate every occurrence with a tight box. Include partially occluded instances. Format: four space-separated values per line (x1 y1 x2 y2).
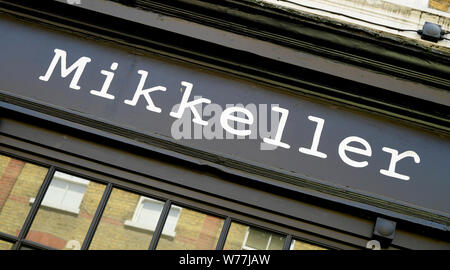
124 70 167 113
220 107 254 137
90 62 118 100
338 136 372 168
262 106 290 149
299 116 327 158
37 48 423 182
380 147 420 181
170 81 211 125
39 49 91 90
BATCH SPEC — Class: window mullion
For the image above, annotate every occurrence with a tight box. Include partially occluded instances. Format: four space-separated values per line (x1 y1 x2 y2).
215 217 232 250
12 166 56 250
282 235 293 250
80 183 113 250
148 200 172 250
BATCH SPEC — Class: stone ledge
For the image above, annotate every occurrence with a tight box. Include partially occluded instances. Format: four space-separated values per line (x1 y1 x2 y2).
260 0 450 49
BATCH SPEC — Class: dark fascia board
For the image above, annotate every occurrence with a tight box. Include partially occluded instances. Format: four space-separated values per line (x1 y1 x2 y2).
1 0 449 132
2 101 450 243
1 93 449 232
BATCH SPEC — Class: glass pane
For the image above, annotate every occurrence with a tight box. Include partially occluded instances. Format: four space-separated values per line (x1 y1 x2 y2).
26 171 105 250
267 232 284 250
89 190 163 250
290 239 327 250
224 223 285 250
0 154 48 237
246 227 271 249
0 240 13 250
156 206 224 250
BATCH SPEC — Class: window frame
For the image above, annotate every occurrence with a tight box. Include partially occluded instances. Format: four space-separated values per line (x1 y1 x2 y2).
124 196 182 238
29 171 90 215
241 226 285 250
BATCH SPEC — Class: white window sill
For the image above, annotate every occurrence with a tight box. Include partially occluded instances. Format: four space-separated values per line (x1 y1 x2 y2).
29 198 81 215
124 220 176 238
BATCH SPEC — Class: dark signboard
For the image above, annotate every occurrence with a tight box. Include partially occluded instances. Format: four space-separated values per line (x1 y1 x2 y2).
0 15 449 221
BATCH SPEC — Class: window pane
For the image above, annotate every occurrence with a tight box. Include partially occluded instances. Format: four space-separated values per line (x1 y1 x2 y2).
246 227 271 249
0 240 13 250
43 179 67 206
224 223 286 250
156 206 224 250
26 171 105 250
267 232 284 250
0 154 48 237
89 189 163 250
290 239 327 250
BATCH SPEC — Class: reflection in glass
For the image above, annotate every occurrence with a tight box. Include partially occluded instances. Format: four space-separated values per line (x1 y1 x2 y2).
290 239 327 250
26 171 105 250
157 206 224 250
224 223 285 250
0 240 13 250
89 190 163 250
0 154 48 238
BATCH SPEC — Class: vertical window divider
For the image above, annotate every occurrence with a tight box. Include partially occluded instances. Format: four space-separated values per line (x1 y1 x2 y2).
81 183 113 250
12 166 56 250
148 200 172 250
282 235 293 250
216 217 232 250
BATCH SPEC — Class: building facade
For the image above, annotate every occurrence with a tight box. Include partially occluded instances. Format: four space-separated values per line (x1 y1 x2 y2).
0 0 449 250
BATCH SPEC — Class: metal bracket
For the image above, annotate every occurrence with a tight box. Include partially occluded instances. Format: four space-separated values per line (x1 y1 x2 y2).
371 217 397 248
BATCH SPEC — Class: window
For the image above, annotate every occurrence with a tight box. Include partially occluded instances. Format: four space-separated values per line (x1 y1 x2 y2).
26 172 106 249
30 171 90 214
125 196 182 238
0 240 14 250
223 223 285 250
242 227 284 250
90 189 163 250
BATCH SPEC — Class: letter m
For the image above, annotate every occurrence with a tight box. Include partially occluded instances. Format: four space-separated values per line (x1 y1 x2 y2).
39 49 91 90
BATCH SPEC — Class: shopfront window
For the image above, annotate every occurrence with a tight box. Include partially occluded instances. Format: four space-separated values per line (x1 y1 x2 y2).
156 206 224 250
223 223 285 250
0 154 48 238
25 171 106 250
0 151 338 250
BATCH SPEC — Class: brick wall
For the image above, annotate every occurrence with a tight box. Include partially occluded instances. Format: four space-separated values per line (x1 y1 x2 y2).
223 223 248 250
0 240 13 250
89 188 151 250
27 181 106 249
0 156 48 238
157 209 223 250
